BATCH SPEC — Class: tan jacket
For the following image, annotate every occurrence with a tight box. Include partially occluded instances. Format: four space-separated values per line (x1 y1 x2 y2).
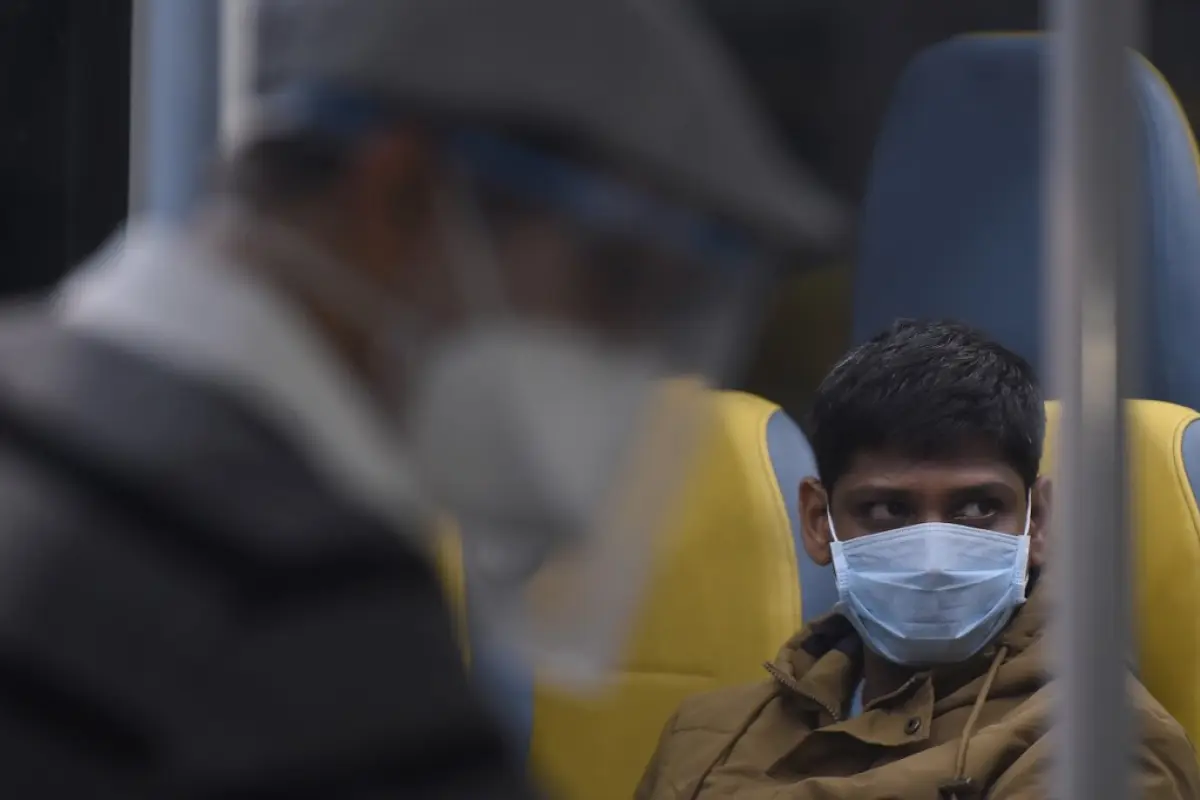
636 583 1200 799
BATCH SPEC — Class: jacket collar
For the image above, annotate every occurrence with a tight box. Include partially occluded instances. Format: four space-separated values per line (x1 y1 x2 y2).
765 576 1050 749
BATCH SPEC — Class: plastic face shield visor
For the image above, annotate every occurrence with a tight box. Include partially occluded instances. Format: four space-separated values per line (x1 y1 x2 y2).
442 133 774 687
444 129 769 363
254 87 777 688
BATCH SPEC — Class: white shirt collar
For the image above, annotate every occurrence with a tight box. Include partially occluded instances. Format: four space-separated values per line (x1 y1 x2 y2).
55 220 425 532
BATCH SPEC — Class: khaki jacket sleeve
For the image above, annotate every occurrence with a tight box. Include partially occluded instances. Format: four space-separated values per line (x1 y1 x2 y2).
634 712 680 800
988 709 1200 799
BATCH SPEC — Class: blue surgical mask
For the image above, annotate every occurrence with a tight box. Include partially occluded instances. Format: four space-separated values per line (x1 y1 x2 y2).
827 497 1032 666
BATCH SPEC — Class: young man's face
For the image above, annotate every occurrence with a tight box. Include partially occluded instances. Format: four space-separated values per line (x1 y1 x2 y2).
799 444 1051 569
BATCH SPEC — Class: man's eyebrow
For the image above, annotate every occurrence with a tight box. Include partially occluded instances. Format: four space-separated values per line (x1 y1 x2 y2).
839 480 1016 497
945 481 1018 498
838 484 916 497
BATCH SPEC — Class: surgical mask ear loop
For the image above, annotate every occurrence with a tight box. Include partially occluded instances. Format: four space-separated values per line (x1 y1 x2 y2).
1016 489 1035 590
825 508 841 542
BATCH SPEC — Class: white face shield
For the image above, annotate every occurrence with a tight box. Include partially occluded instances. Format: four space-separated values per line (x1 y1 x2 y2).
226 88 778 690
415 131 775 689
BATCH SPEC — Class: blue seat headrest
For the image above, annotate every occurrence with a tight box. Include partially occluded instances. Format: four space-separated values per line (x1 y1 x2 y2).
854 34 1200 408
764 407 837 621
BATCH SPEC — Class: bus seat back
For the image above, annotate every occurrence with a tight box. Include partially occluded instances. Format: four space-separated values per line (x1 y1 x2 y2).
1042 399 1200 756
854 34 1200 409
527 390 832 800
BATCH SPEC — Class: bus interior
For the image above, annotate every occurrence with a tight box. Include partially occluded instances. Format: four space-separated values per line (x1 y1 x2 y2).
3 1 1198 798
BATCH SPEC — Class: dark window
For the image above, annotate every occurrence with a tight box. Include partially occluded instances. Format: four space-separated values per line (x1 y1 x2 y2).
0 0 131 295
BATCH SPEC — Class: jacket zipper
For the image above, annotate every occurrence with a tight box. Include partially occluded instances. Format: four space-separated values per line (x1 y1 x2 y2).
763 661 843 722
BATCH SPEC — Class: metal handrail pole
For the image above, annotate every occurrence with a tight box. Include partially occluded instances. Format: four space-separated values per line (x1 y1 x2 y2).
1045 0 1142 797
133 0 220 221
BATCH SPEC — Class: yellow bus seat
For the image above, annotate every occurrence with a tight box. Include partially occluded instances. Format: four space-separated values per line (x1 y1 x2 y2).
427 390 821 799
854 33 1200 409
443 390 1200 793
525 390 830 799
1042 400 1200 756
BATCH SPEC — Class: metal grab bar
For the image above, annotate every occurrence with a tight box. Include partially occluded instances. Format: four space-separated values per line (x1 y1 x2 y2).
1046 0 1143 797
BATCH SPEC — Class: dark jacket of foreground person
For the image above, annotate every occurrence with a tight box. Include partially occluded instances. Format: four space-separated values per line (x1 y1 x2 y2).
0 308 532 798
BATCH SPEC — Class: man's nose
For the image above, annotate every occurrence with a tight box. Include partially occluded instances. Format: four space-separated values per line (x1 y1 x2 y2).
915 508 950 525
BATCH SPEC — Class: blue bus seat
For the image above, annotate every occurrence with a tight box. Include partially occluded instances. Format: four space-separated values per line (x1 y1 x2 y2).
853 34 1200 409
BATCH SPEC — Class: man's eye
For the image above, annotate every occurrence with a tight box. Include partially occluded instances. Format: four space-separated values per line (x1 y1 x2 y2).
865 501 909 521
956 500 1000 520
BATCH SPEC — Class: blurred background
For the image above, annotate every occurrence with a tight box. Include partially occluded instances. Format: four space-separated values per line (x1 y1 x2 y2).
3 0 1199 417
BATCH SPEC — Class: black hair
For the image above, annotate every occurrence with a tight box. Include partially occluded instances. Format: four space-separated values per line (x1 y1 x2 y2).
807 319 1045 491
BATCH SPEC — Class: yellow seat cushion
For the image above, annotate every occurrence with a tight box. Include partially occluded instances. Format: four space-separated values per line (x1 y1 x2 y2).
428 389 819 797
1042 400 1200 755
527 390 814 799
441 394 1200 796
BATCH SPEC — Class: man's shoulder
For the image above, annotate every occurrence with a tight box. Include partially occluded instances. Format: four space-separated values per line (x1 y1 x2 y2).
636 679 779 800
1127 674 1198 754
0 301 437 635
670 678 778 735
1004 670 1192 742
0 305 404 559
0 308 523 794
1022 674 1197 771
0 304 314 489
0 302 438 641
987 675 1200 798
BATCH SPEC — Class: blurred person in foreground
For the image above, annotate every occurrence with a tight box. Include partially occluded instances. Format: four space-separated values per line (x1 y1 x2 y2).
636 320 1200 800
0 0 842 796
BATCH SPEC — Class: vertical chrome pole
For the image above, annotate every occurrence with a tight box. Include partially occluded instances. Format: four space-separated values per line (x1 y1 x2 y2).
1045 0 1142 798
220 0 258 153
132 0 220 221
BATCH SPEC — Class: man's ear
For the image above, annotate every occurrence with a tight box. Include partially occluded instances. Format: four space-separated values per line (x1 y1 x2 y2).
800 477 833 566
1029 476 1052 568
